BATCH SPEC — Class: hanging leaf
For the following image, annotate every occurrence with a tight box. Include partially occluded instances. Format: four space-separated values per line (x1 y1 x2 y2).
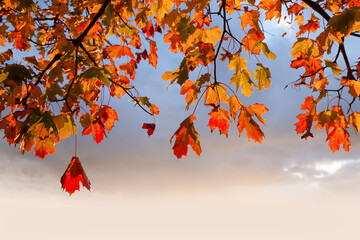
61 157 91 196
142 123 156 136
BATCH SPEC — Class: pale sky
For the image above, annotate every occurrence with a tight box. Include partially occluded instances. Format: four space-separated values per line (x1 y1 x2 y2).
1 9 360 240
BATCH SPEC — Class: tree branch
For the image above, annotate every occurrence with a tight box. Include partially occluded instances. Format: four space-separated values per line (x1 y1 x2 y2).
302 0 354 79
213 0 227 83
72 0 111 46
79 43 153 116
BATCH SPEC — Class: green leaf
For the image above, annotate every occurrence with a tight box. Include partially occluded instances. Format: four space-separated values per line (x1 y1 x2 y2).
177 57 189 85
48 65 64 83
53 114 77 139
177 16 195 42
196 73 211 86
45 83 63 100
0 72 9 84
80 67 112 86
41 111 59 137
328 7 360 37
3 64 31 83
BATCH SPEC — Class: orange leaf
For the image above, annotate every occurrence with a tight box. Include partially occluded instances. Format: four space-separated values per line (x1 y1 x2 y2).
171 115 201 159
149 40 158 68
142 123 156 136
237 109 265 143
247 103 268 125
327 127 351 152
242 28 265 54
163 31 182 53
295 113 314 139
106 45 135 60
291 56 306 69
180 80 197 107
99 106 119 132
296 15 320 37
34 138 56 159
208 108 232 136
287 3 304 15
92 119 107 144
348 112 360 132
240 10 260 30
61 157 91 196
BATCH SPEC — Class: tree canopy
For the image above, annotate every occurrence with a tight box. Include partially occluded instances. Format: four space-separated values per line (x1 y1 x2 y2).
0 0 360 194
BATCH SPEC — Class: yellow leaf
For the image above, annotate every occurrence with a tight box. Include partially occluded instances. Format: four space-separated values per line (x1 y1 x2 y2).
291 38 313 58
349 112 360 132
228 56 248 72
230 70 254 97
203 27 222 45
324 60 342 75
254 63 271 91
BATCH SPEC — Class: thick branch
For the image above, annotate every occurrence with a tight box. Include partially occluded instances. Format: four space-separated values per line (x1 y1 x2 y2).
72 0 111 46
301 0 354 78
302 0 330 21
213 0 227 83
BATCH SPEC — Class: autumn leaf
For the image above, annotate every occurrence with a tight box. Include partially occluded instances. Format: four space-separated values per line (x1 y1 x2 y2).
291 38 314 58
254 63 271 91
106 45 135 60
341 79 360 98
170 115 201 159
180 80 198 109
99 106 119 132
324 60 342 75
149 40 158 68
34 137 57 159
80 67 112 85
61 157 91 195
137 97 160 115
240 10 260 30
327 127 351 152
204 83 229 106
328 7 360 38
53 113 77 140
208 108 232 136
349 112 360 132
237 109 265 143
252 41 277 59
295 96 317 139
0 49 13 64
315 106 350 152
229 95 242 119
228 56 248 72
230 70 254 97
142 123 156 136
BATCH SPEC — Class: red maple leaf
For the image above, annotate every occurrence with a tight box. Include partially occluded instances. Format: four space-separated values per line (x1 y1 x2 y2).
142 123 156 136
61 157 91 195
